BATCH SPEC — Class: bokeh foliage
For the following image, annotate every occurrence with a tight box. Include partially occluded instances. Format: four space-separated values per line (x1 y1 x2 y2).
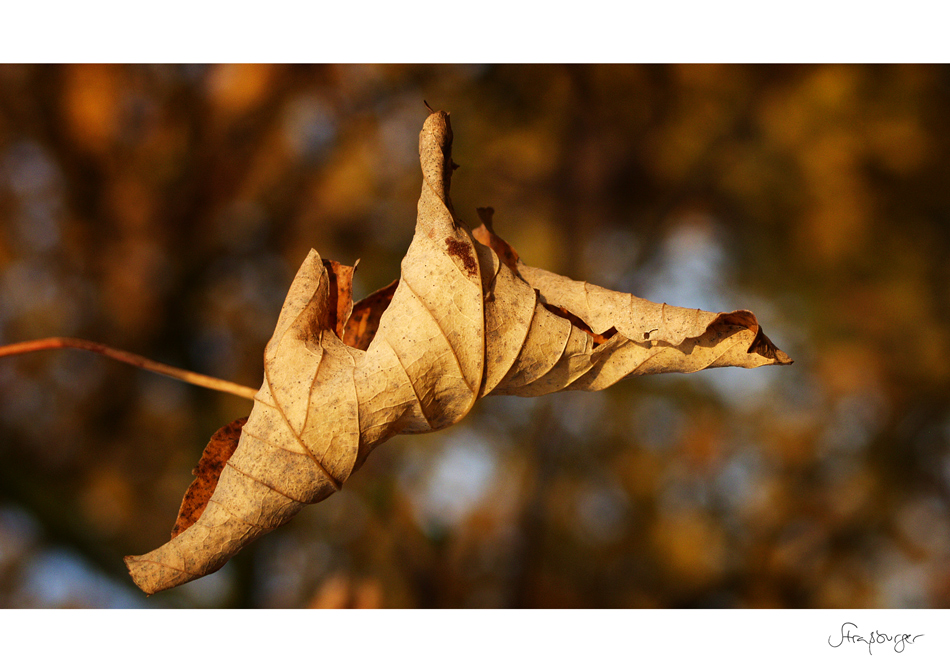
1 64 949 607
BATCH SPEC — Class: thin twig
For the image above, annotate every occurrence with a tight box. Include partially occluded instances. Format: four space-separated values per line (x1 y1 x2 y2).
0 337 258 400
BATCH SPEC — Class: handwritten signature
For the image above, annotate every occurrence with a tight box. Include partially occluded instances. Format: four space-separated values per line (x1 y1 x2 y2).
828 622 923 654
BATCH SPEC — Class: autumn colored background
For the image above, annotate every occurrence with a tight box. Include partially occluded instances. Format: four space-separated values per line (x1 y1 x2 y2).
0 64 947 608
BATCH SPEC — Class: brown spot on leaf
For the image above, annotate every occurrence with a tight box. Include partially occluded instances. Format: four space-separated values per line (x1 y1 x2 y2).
171 416 248 538
445 237 478 276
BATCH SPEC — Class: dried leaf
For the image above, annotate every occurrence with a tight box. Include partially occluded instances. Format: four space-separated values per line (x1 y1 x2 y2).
125 110 791 594
171 417 247 538
321 259 356 340
342 279 398 351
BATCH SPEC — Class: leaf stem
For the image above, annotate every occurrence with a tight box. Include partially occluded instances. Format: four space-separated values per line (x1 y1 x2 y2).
0 337 258 400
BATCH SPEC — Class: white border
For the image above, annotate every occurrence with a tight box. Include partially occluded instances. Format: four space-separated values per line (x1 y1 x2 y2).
5 609 949 668
4 2 950 63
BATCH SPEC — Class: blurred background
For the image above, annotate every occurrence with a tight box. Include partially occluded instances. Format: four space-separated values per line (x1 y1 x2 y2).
0 64 948 608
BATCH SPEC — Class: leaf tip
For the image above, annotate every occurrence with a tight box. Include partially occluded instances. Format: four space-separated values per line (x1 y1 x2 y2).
748 324 793 366
123 554 166 596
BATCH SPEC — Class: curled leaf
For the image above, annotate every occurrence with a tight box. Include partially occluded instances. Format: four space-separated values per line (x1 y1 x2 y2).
171 417 247 539
125 110 791 594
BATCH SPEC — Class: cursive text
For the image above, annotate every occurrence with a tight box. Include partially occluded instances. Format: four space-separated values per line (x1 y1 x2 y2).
828 622 923 655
